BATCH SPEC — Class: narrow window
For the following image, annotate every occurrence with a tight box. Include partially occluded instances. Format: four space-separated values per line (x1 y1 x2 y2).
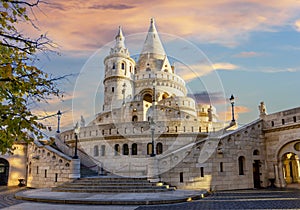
293 116 297 122
147 143 152 155
238 156 245 175
156 143 163 155
206 127 209 132
112 87 115 92
175 126 178 132
114 144 120 156
271 121 274 127
132 143 137 155
183 126 186 132
180 172 184 183
102 130 104 135
101 145 106 156
55 173 58 182
121 62 125 70
199 127 201 132
220 162 223 172
282 119 285 125
123 144 129 155
200 167 204 177
29 162 32 175
112 63 116 69
109 128 111 135
36 166 39 174
44 169 47 178
191 127 194 132
94 145 99 156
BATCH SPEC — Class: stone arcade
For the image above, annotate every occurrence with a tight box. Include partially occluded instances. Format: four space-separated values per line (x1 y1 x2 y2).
1 19 300 191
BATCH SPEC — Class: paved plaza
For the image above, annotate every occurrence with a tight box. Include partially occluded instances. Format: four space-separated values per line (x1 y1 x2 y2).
1 186 300 209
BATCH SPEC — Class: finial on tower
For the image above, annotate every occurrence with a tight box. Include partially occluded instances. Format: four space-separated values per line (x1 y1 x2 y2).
114 26 125 49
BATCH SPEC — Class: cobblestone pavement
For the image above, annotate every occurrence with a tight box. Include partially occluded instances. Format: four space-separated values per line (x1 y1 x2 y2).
0 187 27 209
136 188 300 210
1 187 300 209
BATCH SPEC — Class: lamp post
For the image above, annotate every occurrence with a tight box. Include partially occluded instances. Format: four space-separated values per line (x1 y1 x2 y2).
229 94 235 123
73 122 80 159
150 80 156 157
56 110 62 133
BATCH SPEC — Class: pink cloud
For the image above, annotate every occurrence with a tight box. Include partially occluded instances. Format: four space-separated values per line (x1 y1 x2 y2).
19 0 300 53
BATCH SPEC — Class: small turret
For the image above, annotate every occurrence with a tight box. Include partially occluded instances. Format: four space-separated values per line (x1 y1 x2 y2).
114 26 125 49
103 26 135 112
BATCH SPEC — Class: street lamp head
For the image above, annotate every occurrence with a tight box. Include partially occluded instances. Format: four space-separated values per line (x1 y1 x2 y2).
74 122 80 134
229 94 235 104
57 110 62 116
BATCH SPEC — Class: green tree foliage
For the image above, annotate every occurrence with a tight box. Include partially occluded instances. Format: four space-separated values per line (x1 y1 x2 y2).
0 0 62 154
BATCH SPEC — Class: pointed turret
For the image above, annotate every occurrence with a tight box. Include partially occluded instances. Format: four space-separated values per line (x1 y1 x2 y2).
137 18 172 73
115 26 125 49
140 18 166 57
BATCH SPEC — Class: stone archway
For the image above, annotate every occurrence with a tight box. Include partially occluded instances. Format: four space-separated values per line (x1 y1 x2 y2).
0 158 9 186
275 140 300 187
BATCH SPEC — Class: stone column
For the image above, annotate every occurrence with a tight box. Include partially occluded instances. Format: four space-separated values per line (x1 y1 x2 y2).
274 164 280 187
285 160 292 184
295 157 300 183
277 161 286 188
69 158 81 179
147 157 159 182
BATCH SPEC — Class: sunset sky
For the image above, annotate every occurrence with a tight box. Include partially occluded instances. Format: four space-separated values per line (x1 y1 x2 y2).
27 0 300 131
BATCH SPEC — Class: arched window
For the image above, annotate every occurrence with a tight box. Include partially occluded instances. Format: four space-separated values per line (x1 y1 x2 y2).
132 115 138 122
147 143 152 155
123 144 129 155
94 145 99 156
121 62 125 70
253 150 259 155
101 145 106 156
114 144 120 156
112 63 116 69
156 142 163 155
132 143 137 155
238 156 245 175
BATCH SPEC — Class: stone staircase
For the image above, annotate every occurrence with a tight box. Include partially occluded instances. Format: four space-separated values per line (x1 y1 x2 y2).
52 176 175 193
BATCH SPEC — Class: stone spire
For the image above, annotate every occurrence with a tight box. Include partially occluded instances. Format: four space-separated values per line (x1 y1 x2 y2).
114 26 125 49
140 18 166 56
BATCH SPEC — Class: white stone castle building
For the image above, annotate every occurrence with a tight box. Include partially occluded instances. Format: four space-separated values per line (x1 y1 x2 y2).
1 19 299 191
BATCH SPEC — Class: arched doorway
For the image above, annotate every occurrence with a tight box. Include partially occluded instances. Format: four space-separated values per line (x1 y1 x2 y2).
275 141 300 187
0 158 9 186
282 152 300 184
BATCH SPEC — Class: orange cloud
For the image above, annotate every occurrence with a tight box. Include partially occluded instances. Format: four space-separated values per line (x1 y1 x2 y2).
219 105 250 122
177 62 238 81
19 0 300 53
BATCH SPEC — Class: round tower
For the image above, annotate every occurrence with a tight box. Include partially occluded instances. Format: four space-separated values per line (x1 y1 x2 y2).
103 27 135 111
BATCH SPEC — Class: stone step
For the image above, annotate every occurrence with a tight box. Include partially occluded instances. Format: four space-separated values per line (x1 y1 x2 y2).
58 182 158 187
53 187 173 193
52 176 173 193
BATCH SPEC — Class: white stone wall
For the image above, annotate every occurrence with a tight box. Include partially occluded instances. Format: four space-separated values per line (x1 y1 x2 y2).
26 142 74 188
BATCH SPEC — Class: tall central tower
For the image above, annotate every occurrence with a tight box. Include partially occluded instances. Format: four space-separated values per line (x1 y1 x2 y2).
103 27 135 111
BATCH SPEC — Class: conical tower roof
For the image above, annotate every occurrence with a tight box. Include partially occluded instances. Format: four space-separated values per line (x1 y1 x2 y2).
114 26 125 49
140 18 166 56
